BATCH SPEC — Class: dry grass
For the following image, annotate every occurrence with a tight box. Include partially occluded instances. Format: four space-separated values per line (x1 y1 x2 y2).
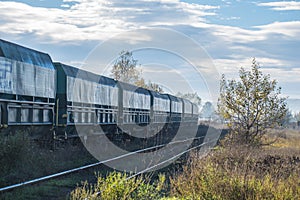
169 128 300 200
266 128 300 150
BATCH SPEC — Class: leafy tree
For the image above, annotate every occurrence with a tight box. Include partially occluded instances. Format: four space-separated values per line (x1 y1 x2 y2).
111 50 141 84
218 59 288 145
111 50 163 92
146 81 164 93
135 78 164 93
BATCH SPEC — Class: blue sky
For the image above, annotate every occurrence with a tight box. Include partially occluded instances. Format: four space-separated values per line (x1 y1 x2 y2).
0 0 300 109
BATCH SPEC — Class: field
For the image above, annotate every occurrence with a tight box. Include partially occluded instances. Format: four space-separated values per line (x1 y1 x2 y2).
70 128 300 200
1 128 300 199
167 128 300 200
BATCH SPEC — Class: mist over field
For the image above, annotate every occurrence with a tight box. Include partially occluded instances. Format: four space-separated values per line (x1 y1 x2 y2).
287 99 300 114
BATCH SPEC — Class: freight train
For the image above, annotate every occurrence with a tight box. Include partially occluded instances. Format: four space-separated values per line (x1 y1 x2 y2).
0 39 199 143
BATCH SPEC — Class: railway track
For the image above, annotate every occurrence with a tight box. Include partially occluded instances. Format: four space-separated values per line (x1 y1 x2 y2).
0 124 226 199
0 135 210 191
0 139 219 200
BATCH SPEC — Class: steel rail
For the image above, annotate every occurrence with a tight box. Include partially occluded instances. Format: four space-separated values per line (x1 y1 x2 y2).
126 139 218 179
93 139 218 197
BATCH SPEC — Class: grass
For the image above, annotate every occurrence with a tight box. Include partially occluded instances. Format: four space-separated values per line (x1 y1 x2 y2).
170 148 300 199
169 128 300 200
70 172 167 200
1 168 102 200
266 129 300 149
68 128 300 199
2 128 300 199
0 131 97 186
0 131 100 199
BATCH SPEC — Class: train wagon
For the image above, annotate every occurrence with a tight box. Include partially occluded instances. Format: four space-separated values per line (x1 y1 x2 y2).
192 103 199 123
182 99 193 123
0 39 55 137
167 94 183 124
54 63 118 138
150 91 170 124
117 82 151 136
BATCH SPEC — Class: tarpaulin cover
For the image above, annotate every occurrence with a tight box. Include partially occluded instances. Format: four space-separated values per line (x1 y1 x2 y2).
0 39 54 69
0 40 55 98
149 91 170 112
119 82 151 110
167 94 183 113
123 90 150 109
183 99 193 114
192 103 199 115
67 77 118 106
57 63 118 106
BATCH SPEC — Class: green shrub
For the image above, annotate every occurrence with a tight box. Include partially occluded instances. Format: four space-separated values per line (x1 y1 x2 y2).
70 171 166 200
0 131 31 183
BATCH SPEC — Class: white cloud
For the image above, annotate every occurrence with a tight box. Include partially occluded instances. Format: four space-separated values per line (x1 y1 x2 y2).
209 25 267 42
61 4 70 8
257 1 300 11
220 16 240 20
1 1 299 44
254 21 300 38
0 0 219 42
188 20 300 51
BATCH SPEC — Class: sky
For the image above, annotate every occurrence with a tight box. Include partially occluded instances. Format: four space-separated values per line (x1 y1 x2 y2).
0 0 299 110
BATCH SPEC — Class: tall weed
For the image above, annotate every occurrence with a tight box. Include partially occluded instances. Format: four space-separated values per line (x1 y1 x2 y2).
170 145 300 200
70 171 166 200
